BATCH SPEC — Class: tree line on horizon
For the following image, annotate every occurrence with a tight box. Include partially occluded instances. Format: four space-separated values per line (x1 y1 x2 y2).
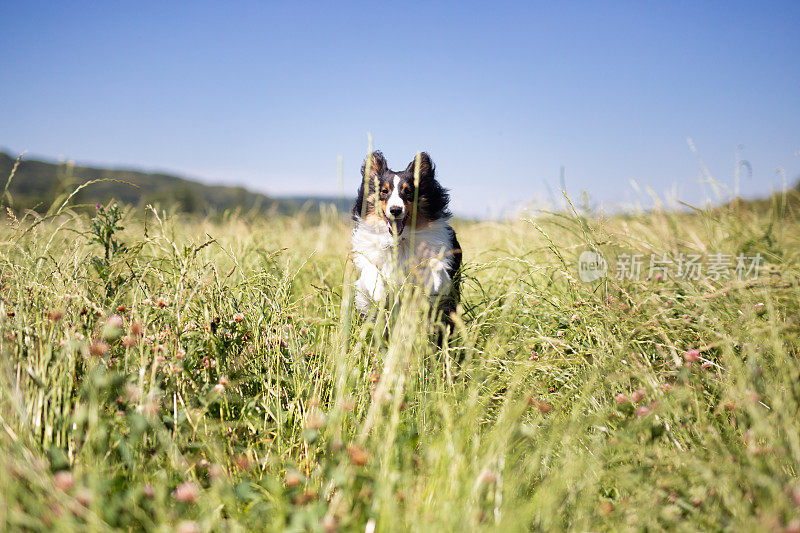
0 151 351 216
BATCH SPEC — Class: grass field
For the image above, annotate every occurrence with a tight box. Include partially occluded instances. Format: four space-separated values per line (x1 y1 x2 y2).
1 185 799 531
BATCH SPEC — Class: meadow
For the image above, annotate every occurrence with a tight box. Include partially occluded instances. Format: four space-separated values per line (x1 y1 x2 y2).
1 181 799 531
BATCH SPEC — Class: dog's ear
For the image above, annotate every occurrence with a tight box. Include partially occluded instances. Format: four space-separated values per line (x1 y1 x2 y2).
405 152 434 180
361 151 387 179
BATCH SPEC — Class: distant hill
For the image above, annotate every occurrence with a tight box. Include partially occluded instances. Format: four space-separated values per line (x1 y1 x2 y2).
0 151 351 215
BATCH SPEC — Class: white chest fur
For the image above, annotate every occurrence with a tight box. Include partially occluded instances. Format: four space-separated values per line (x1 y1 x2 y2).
351 218 455 314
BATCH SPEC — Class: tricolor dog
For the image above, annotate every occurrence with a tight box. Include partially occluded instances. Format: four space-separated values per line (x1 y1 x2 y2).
351 151 461 327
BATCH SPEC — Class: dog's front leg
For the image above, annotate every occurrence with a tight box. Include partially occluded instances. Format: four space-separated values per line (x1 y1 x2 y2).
425 257 452 296
355 264 386 312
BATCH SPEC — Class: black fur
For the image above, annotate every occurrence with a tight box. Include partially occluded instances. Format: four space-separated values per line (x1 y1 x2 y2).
441 226 462 321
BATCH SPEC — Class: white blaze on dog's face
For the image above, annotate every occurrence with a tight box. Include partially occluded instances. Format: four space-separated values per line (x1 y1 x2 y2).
385 175 407 235
376 173 416 236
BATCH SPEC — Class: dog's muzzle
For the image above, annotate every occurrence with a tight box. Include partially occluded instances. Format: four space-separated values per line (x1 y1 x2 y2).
386 206 407 236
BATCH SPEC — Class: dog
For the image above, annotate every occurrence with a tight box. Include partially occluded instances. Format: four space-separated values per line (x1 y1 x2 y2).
351 151 461 329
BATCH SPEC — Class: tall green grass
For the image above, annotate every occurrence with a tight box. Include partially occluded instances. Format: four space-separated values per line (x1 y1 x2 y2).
0 188 799 531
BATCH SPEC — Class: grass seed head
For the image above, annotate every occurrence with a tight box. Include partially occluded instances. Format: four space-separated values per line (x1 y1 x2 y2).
285 470 303 487
102 314 124 339
306 410 326 429
530 398 553 414
176 521 200 533
785 519 800 533
684 349 701 363
142 484 155 499
478 468 498 485
172 481 199 503
209 464 225 480
348 446 369 466
89 340 109 357
235 455 251 471
54 471 74 491
321 514 339 533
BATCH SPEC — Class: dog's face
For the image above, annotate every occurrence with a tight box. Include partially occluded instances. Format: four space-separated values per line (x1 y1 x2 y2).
352 151 450 235
371 162 417 236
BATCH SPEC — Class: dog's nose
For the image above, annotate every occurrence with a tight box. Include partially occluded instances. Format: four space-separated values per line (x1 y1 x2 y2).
389 206 403 217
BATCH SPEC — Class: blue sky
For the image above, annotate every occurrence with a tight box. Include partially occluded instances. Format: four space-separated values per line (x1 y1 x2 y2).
1 1 798 217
